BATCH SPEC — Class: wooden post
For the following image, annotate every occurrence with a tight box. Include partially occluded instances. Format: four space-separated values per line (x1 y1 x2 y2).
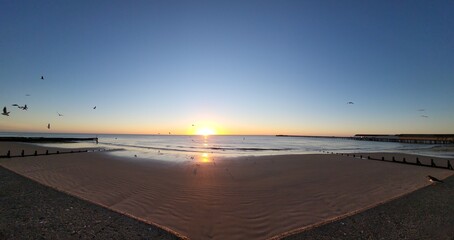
448 160 453 170
34 150 37 156
392 156 395 162
7 150 10 158
46 150 49 155
416 157 421 165
353 154 356 157
57 151 60 154
367 156 370 159
360 155 362 159
381 157 384 161
431 159 436 167
21 150 24 157
403 157 406 163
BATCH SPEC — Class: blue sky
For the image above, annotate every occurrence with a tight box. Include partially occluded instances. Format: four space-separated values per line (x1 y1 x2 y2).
1 0 453 135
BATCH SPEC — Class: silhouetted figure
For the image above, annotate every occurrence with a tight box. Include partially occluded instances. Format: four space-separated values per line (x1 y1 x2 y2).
427 175 443 183
2 107 10 116
47 123 50 129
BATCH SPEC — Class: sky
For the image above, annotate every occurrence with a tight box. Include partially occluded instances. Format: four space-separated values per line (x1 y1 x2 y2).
0 0 453 136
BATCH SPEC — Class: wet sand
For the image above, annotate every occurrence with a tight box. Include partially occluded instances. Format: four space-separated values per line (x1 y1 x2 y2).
1 142 452 239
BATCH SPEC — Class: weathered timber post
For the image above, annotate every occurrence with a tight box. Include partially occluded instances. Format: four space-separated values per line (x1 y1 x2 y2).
21 150 24 157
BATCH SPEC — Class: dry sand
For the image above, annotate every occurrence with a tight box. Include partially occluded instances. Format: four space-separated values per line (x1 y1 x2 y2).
1 142 452 240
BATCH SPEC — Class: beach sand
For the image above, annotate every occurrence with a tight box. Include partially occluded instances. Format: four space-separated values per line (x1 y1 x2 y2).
1 142 452 239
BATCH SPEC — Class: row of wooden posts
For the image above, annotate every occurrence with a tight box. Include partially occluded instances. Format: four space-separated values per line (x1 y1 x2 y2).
321 151 453 171
0 149 107 158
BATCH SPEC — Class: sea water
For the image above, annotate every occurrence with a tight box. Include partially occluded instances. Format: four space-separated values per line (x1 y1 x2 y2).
1 132 453 161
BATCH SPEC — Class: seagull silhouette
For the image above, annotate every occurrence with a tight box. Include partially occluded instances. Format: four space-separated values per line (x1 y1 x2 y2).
421 115 429 118
25 94 31 97
427 175 443 183
418 109 425 112
347 102 354 105
2 107 10 116
93 106 96 109
41 76 44 80
12 104 28 110
57 112 63 117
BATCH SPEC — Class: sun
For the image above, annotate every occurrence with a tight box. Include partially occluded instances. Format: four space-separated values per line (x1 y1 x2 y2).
195 127 216 136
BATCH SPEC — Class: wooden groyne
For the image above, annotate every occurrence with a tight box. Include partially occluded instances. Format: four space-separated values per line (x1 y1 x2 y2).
322 151 454 171
0 137 98 143
0 148 120 159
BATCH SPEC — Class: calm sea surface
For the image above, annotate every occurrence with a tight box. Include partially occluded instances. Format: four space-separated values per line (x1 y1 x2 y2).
1 132 453 161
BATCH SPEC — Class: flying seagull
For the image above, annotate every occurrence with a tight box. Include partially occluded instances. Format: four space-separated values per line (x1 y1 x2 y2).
347 102 354 105
2 107 10 116
93 106 96 109
47 123 51 129
418 109 425 112
12 104 28 110
421 115 429 118
427 175 443 183
25 94 31 97
57 112 63 117
41 76 44 80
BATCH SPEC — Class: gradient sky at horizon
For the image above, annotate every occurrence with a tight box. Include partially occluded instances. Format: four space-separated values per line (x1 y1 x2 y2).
1 1 453 136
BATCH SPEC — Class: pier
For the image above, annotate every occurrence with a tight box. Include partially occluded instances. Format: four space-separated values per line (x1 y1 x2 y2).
276 134 454 144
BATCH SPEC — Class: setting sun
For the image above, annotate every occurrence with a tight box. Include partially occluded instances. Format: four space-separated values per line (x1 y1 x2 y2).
195 127 216 136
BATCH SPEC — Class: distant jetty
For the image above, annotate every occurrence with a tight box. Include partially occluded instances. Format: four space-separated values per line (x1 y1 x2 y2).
276 134 454 144
0 137 98 143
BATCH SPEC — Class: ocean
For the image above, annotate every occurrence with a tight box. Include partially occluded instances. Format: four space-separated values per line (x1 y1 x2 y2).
1 132 453 161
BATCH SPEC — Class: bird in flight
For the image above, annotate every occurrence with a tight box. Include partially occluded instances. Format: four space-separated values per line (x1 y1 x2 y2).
427 175 443 183
41 76 44 80
347 102 354 105
421 115 429 118
2 107 10 116
47 123 51 129
57 112 64 117
12 104 28 110
418 109 425 112
93 106 96 109
25 94 31 97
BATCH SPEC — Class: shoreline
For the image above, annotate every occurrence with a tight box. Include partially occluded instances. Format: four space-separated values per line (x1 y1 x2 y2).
1 142 453 239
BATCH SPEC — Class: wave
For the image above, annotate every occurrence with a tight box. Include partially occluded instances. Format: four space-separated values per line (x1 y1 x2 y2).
101 142 294 153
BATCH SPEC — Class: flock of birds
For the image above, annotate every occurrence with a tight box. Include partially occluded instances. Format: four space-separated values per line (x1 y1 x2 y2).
1 76 97 129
